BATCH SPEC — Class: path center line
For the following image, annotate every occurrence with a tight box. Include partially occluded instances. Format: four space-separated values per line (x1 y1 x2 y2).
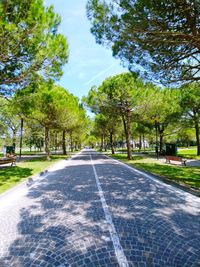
90 154 129 267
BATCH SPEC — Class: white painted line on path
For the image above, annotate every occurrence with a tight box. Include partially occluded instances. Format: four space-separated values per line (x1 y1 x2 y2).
90 154 129 267
102 153 200 203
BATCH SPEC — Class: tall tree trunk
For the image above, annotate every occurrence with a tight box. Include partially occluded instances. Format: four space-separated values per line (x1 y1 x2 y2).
100 134 103 151
122 112 132 160
110 131 115 154
55 131 58 154
159 133 164 154
40 139 42 152
195 119 200 156
103 133 107 151
70 132 73 152
143 133 145 152
75 142 78 151
19 118 24 158
45 127 51 160
62 130 66 155
139 135 142 151
12 129 17 150
158 124 165 154
126 111 132 160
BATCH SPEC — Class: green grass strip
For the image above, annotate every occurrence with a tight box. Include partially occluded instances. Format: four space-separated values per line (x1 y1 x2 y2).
110 154 200 190
0 155 69 194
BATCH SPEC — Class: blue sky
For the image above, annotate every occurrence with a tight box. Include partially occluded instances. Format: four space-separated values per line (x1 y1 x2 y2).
46 0 126 99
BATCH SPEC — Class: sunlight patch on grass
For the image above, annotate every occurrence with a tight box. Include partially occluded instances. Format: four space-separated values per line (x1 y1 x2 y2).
0 155 69 194
109 153 200 189
178 148 200 159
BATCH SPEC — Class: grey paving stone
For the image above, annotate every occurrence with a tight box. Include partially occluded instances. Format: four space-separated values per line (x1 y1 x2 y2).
0 150 199 267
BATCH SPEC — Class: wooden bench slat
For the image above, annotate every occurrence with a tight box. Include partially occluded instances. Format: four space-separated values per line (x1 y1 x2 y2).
0 157 16 166
166 155 186 166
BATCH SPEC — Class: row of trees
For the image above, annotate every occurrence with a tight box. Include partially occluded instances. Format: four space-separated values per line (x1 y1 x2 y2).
85 0 200 159
0 0 89 159
0 79 89 159
84 73 200 159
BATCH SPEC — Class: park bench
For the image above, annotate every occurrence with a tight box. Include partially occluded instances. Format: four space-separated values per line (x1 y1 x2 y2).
0 154 16 166
166 155 186 166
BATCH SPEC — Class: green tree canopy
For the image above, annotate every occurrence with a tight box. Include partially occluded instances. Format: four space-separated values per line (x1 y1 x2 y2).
85 72 146 159
180 82 200 155
137 86 181 152
13 80 81 159
0 0 69 95
87 0 200 84
0 97 20 147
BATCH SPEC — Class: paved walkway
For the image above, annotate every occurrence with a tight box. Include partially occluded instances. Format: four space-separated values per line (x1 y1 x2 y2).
0 150 200 267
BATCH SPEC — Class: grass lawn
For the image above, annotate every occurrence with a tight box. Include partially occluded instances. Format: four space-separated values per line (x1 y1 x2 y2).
115 147 200 159
110 153 200 190
0 154 69 194
17 151 45 155
178 148 200 159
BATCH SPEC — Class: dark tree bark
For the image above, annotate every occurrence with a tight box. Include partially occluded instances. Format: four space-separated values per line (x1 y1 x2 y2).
122 110 132 160
70 132 73 152
143 133 145 152
12 129 17 150
159 133 164 154
158 123 165 154
62 130 66 155
100 134 103 151
194 119 200 156
126 111 132 160
19 118 23 157
139 135 142 151
110 131 115 154
103 134 107 151
45 126 51 160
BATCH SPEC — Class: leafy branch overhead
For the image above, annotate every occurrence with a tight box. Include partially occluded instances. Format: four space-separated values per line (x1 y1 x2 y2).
87 0 200 85
0 0 69 95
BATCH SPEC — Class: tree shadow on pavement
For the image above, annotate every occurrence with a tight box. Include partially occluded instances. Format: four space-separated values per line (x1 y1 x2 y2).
0 152 200 267
134 162 200 189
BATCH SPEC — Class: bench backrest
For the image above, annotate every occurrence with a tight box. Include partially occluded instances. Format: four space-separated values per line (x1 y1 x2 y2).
0 157 16 162
166 156 182 161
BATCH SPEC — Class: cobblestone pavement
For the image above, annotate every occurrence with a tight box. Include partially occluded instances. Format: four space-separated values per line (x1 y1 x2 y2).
0 150 200 267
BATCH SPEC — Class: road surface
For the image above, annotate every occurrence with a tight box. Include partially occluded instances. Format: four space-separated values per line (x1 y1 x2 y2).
0 150 200 267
